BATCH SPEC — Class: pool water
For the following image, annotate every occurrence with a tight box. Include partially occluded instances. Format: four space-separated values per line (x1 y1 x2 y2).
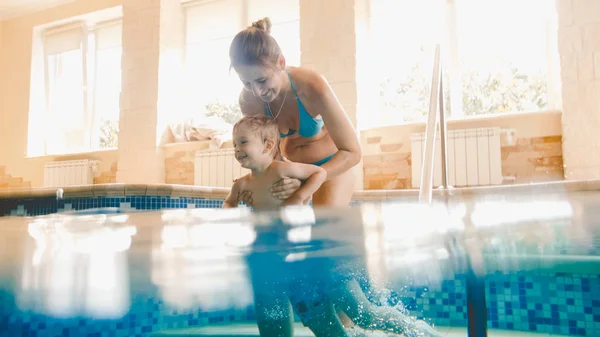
1 192 599 337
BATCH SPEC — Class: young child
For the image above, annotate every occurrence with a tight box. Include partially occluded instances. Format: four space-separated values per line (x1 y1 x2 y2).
223 116 326 209
222 116 349 337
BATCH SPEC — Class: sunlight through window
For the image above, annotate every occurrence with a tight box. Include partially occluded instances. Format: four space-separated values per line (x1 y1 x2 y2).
361 0 559 129
37 19 122 156
182 0 299 126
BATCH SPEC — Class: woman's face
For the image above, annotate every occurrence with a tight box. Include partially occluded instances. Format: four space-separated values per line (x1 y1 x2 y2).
235 63 285 103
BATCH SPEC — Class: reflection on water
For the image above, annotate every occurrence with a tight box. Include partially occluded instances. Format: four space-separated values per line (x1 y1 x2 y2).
152 210 255 312
0 192 599 336
18 213 136 319
470 200 573 228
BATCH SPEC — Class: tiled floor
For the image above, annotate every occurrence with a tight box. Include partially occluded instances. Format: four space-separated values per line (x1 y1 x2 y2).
150 323 568 337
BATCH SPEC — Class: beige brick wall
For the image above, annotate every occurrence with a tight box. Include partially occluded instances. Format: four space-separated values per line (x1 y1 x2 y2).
163 141 227 185
557 0 600 180
502 136 564 184
165 151 195 185
0 166 31 189
94 162 118 184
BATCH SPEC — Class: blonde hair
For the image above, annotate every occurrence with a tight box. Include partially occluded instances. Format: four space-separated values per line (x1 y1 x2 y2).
229 17 283 69
233 116 280 159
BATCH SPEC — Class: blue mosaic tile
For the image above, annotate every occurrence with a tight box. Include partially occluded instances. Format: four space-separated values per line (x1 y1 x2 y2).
394 275 468 327
386 271 600 336
481 271 600 336
1 196 228 217
0 287 251 337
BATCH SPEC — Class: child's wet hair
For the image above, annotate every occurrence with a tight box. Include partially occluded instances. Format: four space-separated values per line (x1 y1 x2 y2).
233 116 280 159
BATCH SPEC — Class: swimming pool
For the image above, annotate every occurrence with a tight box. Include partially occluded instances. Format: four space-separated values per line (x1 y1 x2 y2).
0 183 599 337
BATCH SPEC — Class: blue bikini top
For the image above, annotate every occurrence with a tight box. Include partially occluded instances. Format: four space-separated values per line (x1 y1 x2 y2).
265 72 324 139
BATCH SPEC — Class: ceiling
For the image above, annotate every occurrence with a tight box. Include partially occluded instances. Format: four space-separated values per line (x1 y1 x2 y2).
0 0 78 21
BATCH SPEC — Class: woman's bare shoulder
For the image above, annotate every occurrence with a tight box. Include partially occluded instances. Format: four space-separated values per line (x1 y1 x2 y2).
287 66 330 100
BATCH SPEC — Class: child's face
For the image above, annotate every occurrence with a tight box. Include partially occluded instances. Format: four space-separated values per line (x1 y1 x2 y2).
232 125 272 169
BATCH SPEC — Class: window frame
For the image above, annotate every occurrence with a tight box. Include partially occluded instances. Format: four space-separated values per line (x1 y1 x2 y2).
39 18 123 156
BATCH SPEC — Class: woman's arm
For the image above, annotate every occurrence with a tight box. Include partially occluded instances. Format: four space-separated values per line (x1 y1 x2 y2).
297 69 362 179
275 162 327 205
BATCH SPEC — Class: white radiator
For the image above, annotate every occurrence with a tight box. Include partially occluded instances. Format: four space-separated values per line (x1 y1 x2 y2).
43 160 98 188
194 148 250 188
411 127 503 188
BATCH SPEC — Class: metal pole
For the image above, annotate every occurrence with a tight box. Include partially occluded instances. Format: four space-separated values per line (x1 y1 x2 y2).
418 44 441 204
463 199 488 337
438 70 450 190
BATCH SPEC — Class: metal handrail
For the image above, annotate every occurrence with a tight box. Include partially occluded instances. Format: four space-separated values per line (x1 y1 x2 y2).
418 44 442 204
421 47 487 337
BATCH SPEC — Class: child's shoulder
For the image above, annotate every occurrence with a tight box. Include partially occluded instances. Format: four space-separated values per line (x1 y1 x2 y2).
233 173 252 188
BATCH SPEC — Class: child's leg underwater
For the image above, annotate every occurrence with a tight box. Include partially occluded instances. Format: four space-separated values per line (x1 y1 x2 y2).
294 296 350 337
253 292 294 337
330 278 444 337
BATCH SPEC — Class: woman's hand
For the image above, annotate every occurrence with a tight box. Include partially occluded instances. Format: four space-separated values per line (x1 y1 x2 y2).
236 190 254 207
270 178 302 200
232 177 253 207
270 156 302 200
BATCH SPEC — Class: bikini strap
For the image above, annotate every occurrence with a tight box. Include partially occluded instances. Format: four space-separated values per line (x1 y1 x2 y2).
287 72 300 99
265 102 272 116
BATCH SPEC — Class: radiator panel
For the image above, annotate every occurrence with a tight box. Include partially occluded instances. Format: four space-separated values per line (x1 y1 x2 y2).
411 127 503 188
194 149 250 188
43 160 97 188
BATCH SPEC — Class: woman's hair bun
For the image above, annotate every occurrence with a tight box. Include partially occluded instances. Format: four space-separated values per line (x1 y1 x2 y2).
251 17 272 34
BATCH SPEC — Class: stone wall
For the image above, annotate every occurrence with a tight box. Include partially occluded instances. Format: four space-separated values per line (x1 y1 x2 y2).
93 162 118 184
363 135 563 190
164 151 195 185
502 136 564 184
362 134 411 189
0 166 31 189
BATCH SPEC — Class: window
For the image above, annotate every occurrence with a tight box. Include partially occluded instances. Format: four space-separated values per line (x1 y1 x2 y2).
92 22 122 150
38 20 122 155
360 0 559 130
182 0 300 125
